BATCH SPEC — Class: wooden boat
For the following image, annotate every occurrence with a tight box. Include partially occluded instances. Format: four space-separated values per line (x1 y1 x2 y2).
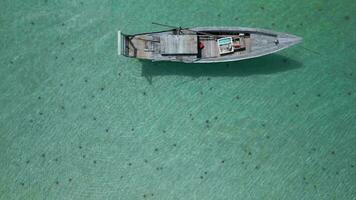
118 25 302 63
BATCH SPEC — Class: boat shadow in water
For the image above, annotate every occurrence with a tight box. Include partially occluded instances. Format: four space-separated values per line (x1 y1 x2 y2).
140 54 302 83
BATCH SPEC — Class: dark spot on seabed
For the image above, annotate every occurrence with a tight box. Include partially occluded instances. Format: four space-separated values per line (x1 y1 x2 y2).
26 160 30 164
248 152 252 156
262 124 266 127
118 72 121 76
162 130 166 133
143 193 154 198
59 83 63 87
295 104 299 108
200 91 203 95
55 56 58 60
128 162 132 166
79 145 82 149
154 148 158 152
236 96 240 100
55 181 59 185
336 171 339 175
10 61 13 64
68 178 72 182
266 135 270 139
61 42 64 45
207 77 210 80
283 58 288 63
260 6 265 10
61 106 65 110
200 176 204 179
39 112 43 115
38 96 41 100
317 94 321 97
82 105 87 109
131 128 134 131
30 21 35 25
204 171 208 175
84 79 88 83
41 153 45 158
144 159 148 163
344 16 350 20
143 92 147 96
271 23 275 26
234 17 239 20
214 116 218 120
205 120 209 123
54 158 58 162
100 87 104 91
322 167 326 171
255 165 260 170
221 160 225 163
93 160 97 164
217 13 221 17
62 23 65 26
331 151 335 155
347 92 352 96
93 117 96 120
173 143 177 147
292 91 296 95
105 128 109 133
20 182 25 186
82 155 86 158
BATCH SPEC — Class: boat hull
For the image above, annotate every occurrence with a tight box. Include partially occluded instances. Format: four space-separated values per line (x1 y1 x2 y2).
118 27 302 63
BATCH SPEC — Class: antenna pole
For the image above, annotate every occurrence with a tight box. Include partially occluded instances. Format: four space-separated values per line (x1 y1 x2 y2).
152 22 217 37
152 22 179 29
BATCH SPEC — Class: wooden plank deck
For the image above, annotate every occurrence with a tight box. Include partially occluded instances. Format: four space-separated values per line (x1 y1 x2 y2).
200 38 219 58
160 35 197 55
128 35 159 59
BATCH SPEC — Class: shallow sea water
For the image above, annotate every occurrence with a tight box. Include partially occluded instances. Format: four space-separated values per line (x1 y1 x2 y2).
0 0 355 199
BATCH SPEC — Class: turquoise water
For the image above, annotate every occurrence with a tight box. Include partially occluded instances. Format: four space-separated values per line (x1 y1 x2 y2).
0 0 355 199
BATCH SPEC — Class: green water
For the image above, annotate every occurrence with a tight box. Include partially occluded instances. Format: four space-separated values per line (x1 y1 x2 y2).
0 0 355 199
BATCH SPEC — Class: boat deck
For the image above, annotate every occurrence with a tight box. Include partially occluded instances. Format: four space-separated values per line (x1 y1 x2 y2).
198 35 251 60
199 36 219 59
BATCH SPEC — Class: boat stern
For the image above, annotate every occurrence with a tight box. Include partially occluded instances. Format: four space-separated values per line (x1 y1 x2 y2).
117 31 129 56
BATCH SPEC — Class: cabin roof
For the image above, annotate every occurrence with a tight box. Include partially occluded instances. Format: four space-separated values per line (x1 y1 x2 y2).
160 35 198 55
